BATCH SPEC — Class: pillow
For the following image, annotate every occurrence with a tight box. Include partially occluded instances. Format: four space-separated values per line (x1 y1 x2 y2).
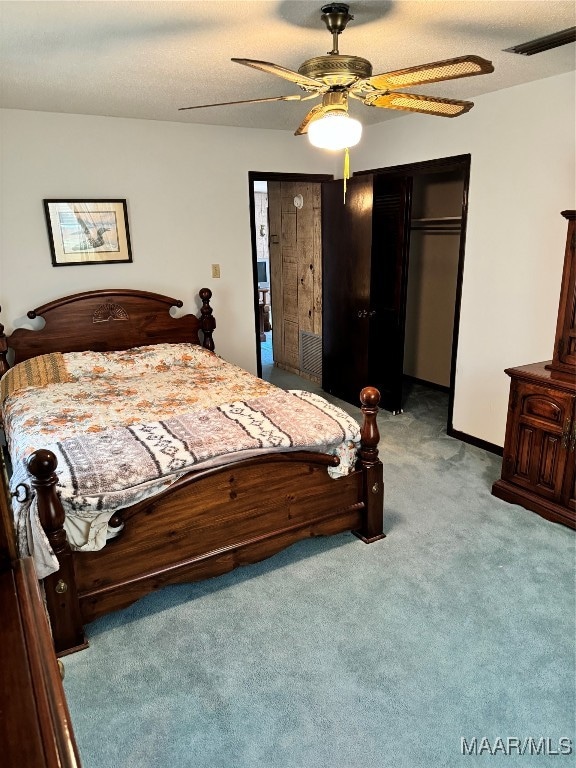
63 342 215 380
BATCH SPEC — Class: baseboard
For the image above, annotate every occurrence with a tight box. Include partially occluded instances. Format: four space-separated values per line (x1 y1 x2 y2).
447 427 503 456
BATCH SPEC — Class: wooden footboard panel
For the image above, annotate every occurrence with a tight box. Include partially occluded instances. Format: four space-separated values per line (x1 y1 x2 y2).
74 454 365 624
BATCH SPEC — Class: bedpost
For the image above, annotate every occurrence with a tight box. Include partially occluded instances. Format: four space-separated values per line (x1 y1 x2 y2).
0 307 9 377
26 450 87 655
199 288 216 352
353 387 386 543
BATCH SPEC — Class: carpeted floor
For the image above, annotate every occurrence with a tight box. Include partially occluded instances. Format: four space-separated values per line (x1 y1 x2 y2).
62 373 575 768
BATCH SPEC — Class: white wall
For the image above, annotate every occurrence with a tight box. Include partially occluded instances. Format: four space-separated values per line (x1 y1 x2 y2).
353 71 576 445
0 109 330 373
1 70 575 446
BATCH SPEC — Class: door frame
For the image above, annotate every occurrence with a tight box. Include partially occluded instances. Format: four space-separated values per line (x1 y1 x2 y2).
355 154 471 437
248 171 332 378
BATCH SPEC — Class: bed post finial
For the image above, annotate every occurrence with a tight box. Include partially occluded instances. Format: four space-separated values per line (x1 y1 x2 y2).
26 450 87 654
199 288 216 352
353 387 385 544
0 307 9 378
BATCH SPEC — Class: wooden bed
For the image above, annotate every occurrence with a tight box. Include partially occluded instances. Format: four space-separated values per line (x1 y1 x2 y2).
0 288 384 656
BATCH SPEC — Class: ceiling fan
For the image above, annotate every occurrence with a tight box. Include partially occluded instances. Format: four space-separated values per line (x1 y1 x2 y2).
179 3 494 138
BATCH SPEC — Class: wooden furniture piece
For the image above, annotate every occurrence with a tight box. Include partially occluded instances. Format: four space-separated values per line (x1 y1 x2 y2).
548 211 576 377
0 437 81 766
492 211 576 529
0 288 385 656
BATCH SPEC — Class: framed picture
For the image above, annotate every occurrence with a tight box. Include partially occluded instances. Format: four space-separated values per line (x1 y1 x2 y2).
44 199 132 266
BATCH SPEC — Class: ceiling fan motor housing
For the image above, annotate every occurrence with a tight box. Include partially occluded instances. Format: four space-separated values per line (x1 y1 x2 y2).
298 55 372 87
320 3 354 35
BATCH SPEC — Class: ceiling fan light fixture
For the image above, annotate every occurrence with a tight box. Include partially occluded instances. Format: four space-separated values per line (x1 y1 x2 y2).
308 111 362 150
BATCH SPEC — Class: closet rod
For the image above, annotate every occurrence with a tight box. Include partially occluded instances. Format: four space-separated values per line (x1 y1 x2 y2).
410 216 462 233
411 216 462 223
410 230 461 234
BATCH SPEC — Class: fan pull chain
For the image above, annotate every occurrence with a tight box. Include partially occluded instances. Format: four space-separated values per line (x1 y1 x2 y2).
343 147 350 204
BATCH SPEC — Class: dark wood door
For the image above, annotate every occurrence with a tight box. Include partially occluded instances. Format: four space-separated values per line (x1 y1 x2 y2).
322 175 374 405
369 174 413 413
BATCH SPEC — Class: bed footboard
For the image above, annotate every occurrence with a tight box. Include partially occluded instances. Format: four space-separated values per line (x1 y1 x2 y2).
23 387 384 655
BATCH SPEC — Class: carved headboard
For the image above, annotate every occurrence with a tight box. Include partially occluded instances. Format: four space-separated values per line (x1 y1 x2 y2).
0 288 215 371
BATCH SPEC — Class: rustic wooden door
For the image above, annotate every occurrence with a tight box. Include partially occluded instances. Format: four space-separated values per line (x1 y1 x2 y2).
267 181 322 380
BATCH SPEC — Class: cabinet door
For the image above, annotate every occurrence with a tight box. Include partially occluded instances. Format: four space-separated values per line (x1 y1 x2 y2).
322 175 374 405
561 403 576 513
502 379 574 502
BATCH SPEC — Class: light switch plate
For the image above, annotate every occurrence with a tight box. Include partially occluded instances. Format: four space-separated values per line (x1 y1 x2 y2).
211 264 221 278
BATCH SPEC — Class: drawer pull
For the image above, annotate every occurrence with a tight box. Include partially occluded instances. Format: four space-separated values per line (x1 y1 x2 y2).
570 423 576 453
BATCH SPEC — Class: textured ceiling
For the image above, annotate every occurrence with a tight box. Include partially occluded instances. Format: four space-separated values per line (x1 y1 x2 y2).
1 1 574 131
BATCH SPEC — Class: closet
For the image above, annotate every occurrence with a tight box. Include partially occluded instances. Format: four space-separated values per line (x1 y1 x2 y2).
405 171 464 388
322 155 469 419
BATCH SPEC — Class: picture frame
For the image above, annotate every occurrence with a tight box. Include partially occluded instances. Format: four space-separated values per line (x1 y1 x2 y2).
44 199 132 267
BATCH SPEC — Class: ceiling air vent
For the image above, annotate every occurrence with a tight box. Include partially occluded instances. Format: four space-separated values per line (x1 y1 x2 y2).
504 27 576 56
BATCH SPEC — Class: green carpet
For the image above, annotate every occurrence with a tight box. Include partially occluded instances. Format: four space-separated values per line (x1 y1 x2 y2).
63 380 575 767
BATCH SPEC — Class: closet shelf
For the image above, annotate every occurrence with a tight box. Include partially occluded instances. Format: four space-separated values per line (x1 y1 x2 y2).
410 216 462 233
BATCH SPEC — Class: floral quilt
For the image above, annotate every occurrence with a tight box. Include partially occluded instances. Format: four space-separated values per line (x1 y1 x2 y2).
1 343 361 578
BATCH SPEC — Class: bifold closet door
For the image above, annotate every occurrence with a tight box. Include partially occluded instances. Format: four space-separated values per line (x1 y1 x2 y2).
322 175 374 406
322 173 412 413
369 174 413 413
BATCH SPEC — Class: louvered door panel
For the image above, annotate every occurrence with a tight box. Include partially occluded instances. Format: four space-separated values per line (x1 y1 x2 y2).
369 174 413 413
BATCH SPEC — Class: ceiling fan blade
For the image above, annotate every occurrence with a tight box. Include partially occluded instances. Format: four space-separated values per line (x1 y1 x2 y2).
366 92 474 118
231 58 326 92
354 55 494 93
179 94 304 111
294 104 326 136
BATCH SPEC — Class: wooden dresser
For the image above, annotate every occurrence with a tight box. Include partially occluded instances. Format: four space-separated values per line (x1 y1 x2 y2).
0 449 81 766
492 211 576 529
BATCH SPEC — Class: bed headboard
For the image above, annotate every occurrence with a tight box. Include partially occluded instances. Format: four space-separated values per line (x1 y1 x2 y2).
0 288 215 370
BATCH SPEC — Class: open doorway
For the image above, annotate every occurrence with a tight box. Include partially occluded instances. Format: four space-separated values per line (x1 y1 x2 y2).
248 171 332 380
